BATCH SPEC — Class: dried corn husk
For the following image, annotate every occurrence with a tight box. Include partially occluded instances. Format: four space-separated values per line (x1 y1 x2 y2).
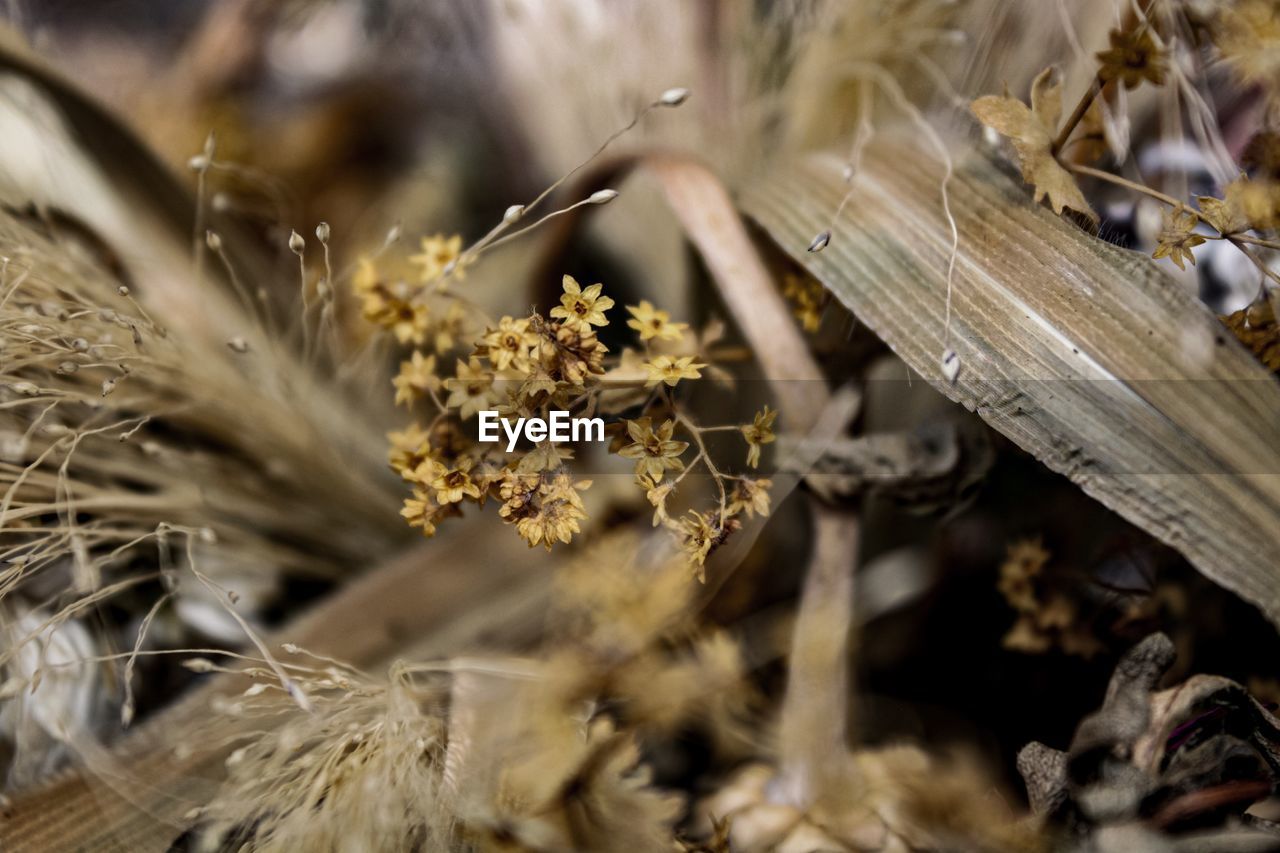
742 139 1280 628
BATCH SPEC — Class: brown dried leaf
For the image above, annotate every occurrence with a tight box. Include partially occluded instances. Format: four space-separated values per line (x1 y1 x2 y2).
741 137 1280 630
971 67 1097 221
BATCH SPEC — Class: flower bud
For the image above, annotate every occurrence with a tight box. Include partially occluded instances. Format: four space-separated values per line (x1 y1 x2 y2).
940 348 960 384
658 87 690 106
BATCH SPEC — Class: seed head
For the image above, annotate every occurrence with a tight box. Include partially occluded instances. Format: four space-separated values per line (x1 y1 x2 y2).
658 87 690 106
941 348 960 384
289 230 306 255
316 222 331 243
589 189 619 205
807 230 831 253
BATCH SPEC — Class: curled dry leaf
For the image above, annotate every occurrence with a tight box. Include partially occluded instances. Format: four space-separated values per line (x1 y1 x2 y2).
971 67 1097 222
1019 634 1280 845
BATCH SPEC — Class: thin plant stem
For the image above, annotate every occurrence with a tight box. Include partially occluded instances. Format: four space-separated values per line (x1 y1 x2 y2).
1052 75 1104 155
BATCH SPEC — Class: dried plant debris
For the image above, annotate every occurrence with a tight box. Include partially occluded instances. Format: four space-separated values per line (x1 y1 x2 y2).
971 67 1097 222
183 545 735 852
1019 634 1280 850
3 1 1280 851
1221 298 1280 372
785 421 993 511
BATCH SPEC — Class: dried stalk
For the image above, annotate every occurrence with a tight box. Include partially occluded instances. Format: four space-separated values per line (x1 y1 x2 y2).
644 156 865 808
742 137 1280 629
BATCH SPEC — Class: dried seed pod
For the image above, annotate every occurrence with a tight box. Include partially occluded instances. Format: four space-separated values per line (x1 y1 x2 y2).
658 87 690 106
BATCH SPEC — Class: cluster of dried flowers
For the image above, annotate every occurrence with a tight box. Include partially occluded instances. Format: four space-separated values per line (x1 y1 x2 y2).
355 227 777 578
973 2 1280 354
780 272 830 334
997 539 1103 659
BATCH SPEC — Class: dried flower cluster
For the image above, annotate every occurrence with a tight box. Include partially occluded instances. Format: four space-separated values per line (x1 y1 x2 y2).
997 539 1102 658
360 240 776 578
780 272 830 333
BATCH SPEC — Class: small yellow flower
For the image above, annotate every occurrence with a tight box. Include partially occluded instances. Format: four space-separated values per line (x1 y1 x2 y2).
480 316 538 373
387 423 432 476
741 406 777 469
546 322 607 385
728 477 772 519
542 471 590 510
550 275 614 329
445 358 498 419
403 456 445 487
644 480 674 527
512 475 590 550
1214 0 1280 91
390 300 431 346
497 470 541 520
998 538 1050 614
430 456 482 505
618 417 687 483
676 511 740 581
400 488 439 537
1152 206 1206 271
433 302 469 354
625 300 688 342
409 234 463 283
1224 175 1280 232
392 350 441 407
642 355 705 388
782 274 827 333
1095 28 1167 89
515 501 584 550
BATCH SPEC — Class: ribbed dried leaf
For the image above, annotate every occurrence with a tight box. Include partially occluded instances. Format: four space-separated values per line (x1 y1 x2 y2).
740 139 1280 628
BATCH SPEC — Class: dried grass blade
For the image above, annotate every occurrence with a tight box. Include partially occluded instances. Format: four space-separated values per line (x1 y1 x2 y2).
740 139 1280 627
